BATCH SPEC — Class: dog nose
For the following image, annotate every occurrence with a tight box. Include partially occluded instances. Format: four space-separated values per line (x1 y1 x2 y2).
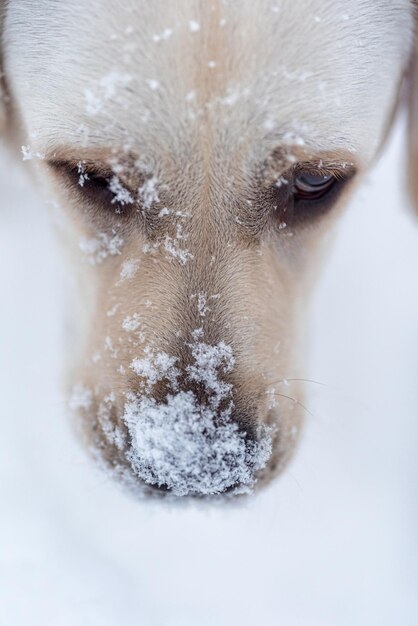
124 340 273 495
123 391 272 497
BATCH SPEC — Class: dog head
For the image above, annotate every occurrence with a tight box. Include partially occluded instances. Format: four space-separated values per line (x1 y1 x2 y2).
1 0 415 497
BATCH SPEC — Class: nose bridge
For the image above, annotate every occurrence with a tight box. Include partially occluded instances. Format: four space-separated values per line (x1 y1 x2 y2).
180 205 244 332
155 308 238 416
168 216 231 342
135 237 257 413
167 206 254 374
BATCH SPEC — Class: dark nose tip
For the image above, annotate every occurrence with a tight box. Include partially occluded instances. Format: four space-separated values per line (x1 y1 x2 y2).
124 391 273 497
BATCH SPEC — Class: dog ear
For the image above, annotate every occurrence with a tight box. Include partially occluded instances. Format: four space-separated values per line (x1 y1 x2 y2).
0 3 6 131
407 21 418 214
0 85 6 132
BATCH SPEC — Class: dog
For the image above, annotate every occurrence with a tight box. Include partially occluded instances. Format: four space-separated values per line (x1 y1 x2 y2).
1 0 416 498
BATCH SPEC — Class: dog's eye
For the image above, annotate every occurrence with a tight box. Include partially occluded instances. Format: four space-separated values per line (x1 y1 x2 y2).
50 161 133 215
293 171 336 201
267 163 355 230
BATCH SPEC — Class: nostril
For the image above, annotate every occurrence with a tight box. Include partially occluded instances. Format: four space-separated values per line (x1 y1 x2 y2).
122 390 273 497
148 481 171 494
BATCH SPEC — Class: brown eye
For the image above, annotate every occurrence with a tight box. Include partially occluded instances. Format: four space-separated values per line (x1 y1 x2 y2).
294 171 336 200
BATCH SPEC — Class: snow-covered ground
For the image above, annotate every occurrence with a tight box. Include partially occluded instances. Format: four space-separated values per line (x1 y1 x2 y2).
1 118 417 626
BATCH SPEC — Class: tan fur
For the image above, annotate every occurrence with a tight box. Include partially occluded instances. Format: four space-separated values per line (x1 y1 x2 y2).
1 0 416 496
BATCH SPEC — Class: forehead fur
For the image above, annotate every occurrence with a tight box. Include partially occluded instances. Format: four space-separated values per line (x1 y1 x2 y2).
4 0 413 167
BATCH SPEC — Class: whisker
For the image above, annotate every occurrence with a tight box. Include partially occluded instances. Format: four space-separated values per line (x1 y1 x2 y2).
285 377 328 387
266 378 371 416
286 470 303 492
268 392 315 419
266 377 328 388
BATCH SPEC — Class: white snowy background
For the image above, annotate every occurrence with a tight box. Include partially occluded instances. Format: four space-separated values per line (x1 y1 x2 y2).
1 118 417 626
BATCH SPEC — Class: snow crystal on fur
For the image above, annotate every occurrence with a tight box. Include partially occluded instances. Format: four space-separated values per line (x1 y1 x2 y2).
79 232 124 264
138 176 159 210
131 347 180 391
186 341 234 407
108 176 133 205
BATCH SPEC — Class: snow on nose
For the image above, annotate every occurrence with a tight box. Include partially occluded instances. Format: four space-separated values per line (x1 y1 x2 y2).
123 339 272 496
123 390 272 496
